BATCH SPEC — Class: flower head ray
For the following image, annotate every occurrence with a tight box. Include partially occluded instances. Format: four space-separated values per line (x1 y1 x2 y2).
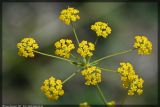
133 35 152 55
41 76 64 100
117 62 144 95
55 39 75 58
59 7 80 25
91 21 111 38
17 38 39 58
77 40 95 57
81 66 101 85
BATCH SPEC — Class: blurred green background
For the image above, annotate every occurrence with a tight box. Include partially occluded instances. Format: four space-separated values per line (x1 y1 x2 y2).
2 2 158 105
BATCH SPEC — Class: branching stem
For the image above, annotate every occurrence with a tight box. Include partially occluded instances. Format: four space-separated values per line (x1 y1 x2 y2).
62 72 76 84
96 84 107 105
88 37 99 63
122 92 128 105
90 48 135 64
98 67 117 72
33 50 73 63
71 23 80 44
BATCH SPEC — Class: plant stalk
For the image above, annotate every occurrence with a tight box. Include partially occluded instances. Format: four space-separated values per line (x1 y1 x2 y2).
62 72 76 84
33 50 73 62
90 48 135 64
96 84 107 105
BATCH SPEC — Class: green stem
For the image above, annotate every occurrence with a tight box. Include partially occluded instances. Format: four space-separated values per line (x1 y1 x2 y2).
71 23 86 63
33 50 73 62
71 54 76 59
62 72 76 84
90 48 135 65
122 93 128 105
71 54 82 63
71 23 87 64
71 23 80 44
88 37 99 63
94 37 99 45
97 67 117 72
96 84 107 105
90 62 99 66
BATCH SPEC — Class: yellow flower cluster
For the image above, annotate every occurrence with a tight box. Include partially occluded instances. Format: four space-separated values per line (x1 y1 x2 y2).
117 62 144 96
77 40 95 57
41 76 64 101
81 66 101 85
17 38 39 58
55 39 75 58
79 102 90 107
59 7 80 25
107 101 116 106
91 21 111 38
133 35 152 55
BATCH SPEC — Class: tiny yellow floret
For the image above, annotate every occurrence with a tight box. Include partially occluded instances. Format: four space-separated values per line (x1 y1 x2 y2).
91 21 111 38
17 38 39 58
117 62 144 96
77 40 95 57
79 102 90 107
133 35 152 55
41 76 64 101
59 7 80 25
107 101 116 107
55 39 75 58
81 66 101 85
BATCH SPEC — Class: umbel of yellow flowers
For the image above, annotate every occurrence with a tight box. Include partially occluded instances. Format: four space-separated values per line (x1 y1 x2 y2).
81 66 101 85
59 7 80 25
91 21 112 38
117 62 144 95
77 40 95 57
17 38 39 58
133 35 152 55
55 39 75 58
16 6 153 104
41 76 64 100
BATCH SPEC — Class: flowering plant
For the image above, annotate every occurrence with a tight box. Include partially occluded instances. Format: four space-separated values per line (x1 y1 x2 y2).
17 7 152 106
